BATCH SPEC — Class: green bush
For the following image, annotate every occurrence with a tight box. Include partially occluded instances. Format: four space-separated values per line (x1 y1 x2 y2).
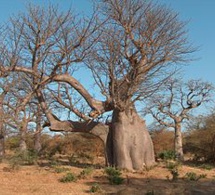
78 167 94 179
90 183 102 193
198 164 214 170
104 167 124 185
185 172 206 181
166 161 180 181
145 191 155 195
5 136 20 150
59 172 77 183
104 167 121 177
165 161 179 169
9 149 38 169
158 150 175 160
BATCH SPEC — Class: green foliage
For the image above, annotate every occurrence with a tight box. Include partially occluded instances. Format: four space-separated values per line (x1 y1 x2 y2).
109 176 124 185
104 166 121 176
59 172 77 183
22 149 38 165
89 183 102 193
78 167 94 179
170 168 179 181
185 172 207 181
165 161 179 170
104 167 124 185
145 190 155 195
158 150 175 160
198 164 214 170
58 167 94 183
166 161 180 181
9 149 38 169
5 136 20 150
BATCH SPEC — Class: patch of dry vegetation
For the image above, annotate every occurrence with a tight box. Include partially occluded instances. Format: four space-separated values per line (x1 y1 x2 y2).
0 159 215 195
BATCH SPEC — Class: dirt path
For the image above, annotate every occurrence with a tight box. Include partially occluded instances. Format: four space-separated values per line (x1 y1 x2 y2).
0 162 215 194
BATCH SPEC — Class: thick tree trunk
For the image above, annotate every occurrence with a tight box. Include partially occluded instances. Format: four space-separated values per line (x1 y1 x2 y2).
106 108 155 170
174 122 184 161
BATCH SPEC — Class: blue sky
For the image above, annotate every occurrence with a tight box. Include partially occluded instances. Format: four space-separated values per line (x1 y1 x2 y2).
0 0 214 85
160 0 215 84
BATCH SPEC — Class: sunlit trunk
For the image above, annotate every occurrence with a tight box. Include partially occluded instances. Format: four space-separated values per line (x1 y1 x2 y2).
174 122 184 161
106 107 155 170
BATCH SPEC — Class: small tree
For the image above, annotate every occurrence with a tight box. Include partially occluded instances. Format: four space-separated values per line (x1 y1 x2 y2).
146 79 214 161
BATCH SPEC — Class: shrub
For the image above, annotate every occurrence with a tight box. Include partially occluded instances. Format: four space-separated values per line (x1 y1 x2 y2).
165 161 179 170
145 191 155 195
198 164 214 170
9 149 38 168
184 172 207 181
158 150 175 160
59 172 77 183
104 167 124 185
5 136 20 150
78 167 94 179
22 149 38 165
184 113 215 163
166 161 180 181
90 183 102 193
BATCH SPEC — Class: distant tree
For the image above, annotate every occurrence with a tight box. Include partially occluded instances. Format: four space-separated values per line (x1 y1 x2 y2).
1 73 45 154
0 1 195 170
146 78 214 161
185 112 215 162
150 127 174 158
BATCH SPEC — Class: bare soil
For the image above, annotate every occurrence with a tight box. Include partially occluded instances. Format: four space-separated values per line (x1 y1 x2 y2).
0 161 215 195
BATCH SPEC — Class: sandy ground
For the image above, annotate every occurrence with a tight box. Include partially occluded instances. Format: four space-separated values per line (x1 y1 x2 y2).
0 161 215 195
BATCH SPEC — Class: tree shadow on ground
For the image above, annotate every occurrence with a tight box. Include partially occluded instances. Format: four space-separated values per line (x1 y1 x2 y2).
84 175 215 195
183 160 215 170
37 158 105 169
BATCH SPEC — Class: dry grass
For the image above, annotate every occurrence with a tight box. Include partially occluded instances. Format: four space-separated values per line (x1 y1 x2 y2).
0 160 215 195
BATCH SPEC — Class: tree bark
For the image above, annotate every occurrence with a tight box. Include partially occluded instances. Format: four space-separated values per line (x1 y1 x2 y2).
107 107 155 170
174 122 184 161
19 120 28 152
34 132 42 153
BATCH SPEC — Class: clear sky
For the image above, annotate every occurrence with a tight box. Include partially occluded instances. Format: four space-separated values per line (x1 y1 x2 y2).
0 0 214 85
160 0 215 84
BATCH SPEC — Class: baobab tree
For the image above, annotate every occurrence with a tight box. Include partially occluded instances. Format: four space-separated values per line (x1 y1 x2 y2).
0 0 195 170
145 79 214 161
